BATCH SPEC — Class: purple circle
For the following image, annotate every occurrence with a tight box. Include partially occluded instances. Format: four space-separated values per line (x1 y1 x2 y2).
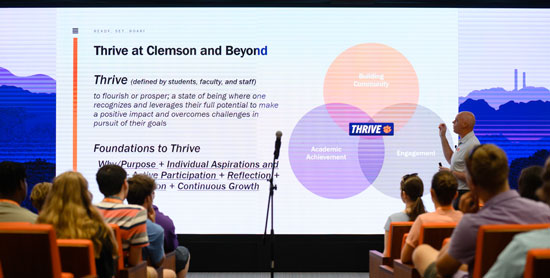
288 103 384 199
371 103 455 198
358 136 385 184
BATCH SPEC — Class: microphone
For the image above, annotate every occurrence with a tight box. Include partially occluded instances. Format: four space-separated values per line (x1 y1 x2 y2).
274 131 282 160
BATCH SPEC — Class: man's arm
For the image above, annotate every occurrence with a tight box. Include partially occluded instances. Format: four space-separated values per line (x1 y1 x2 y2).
401 243 414 263
436 242 462 276
452 170 466 183
439 123 453 164
383 231 390 256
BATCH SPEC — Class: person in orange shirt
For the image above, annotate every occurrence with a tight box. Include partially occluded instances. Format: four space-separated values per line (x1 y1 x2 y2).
401 171 463 263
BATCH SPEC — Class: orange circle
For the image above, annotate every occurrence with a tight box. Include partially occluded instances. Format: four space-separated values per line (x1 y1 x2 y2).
324 43 419 122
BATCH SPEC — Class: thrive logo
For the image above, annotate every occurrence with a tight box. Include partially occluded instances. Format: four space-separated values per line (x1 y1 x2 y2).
349 123 394 136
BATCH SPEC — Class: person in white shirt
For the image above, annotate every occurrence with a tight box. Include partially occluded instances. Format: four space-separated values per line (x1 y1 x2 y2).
438 111 480 209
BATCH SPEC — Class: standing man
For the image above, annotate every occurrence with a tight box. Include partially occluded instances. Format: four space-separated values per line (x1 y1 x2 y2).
438 111 480 209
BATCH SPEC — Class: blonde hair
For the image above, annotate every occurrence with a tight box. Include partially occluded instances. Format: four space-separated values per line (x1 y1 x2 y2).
465 144 509 193
30 182 52 212
37 171 117 258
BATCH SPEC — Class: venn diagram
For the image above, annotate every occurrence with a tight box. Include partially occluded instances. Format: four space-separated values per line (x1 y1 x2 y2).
289 43 452 199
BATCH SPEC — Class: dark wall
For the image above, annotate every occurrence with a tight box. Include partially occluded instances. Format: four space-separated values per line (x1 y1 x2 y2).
178 234 384 272
2 0 550 7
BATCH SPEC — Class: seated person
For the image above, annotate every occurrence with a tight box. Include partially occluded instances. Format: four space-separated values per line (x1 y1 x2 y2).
537 159 550 205
383 173 426 256
127 174 176 278
400 171 463 263
95 165 149 269
30 182 52 213
37 171 118 278
518 165 543 201
0 161 37 223
484 156 550 278
154 205 191 278
411 144 550 278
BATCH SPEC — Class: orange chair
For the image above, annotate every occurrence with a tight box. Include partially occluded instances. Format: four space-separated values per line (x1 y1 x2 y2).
393 222 457 278
108 224 147 278
472 223 550 278
524 249 550 278
0 223 73 278
57 239 97 278
369 222 413 278
418 223 456 250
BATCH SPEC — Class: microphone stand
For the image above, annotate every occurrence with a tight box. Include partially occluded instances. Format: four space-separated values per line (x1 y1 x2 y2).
263 150 278 278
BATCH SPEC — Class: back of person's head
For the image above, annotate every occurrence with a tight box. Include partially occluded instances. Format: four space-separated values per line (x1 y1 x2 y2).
518 165 544 201
38 171 117 257
431 171 458 206
401 173 426 221
0 161 27 198
127 174 156 206
537 157 550 206
96 164 127 197
465 144 509 194
30 182 52 212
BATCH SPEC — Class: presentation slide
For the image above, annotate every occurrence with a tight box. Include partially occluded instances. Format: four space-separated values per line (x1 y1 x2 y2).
2 8 550 234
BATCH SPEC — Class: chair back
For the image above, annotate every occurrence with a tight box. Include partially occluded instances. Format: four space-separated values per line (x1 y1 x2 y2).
163 251 177 272
524 249 550 278
0 223 64 277
442 237 451 248
109 223 125 270
418 222 457 250
473 223 550 278
57 239 97 278
388 222 413 260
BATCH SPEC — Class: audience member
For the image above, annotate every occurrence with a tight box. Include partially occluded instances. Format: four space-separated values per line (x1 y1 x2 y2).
411 144 550 278
37 171 118 278
400 171 463 263
127 174 176 278
153 205 191 278
438 111 481 209
484 156 550 278
383 173 426 256
30 182 52 212
518 165 543 201
95 165 149 269
0 161 37 222
536 158 550 205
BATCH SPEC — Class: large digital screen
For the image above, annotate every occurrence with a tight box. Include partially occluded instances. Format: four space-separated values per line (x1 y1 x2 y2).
1 8 549 234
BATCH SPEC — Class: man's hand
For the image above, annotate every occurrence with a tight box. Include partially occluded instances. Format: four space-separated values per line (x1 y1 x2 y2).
439 123 447 137
439 166 450 172
459 191 479 214
148 206 156 222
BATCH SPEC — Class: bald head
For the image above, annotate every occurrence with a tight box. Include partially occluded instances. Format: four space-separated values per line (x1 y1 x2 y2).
458 112 475 130
453 111 476 136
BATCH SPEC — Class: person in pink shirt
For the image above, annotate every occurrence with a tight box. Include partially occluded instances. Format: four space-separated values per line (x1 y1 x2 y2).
401 171 463 263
